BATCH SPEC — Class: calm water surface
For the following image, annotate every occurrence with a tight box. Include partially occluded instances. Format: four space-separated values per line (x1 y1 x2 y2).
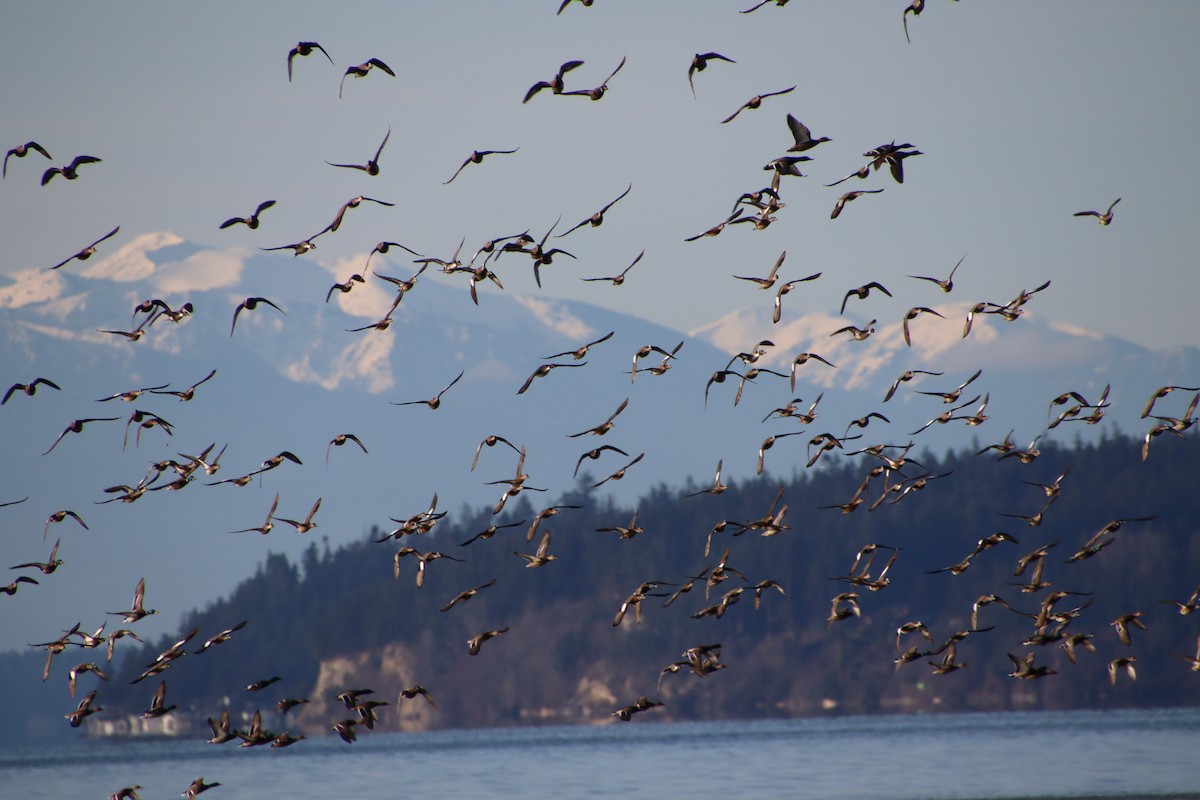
3 707 1198 799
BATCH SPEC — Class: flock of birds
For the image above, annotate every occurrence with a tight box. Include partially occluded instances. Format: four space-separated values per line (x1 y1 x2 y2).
2 3 1198 799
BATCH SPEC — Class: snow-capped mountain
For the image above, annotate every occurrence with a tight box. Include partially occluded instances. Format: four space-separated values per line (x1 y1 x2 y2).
1 233 1196 652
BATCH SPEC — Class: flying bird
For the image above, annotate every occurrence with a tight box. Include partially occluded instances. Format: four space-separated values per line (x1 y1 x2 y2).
561 56 627 101
516 362 587 395
108 577 157 623
840 281 892 314
581 250 643 286
688 52 736 97
786 115 831 152
908 253 966 293
830 189 884 220
444 148 519 185
219 200 276 230
543 330 614 361
324 195 395 233
340 57 395 98
48 226 120 270
230 297 285 336
720 86 795 124
41 155 101 185
523 59 585 103
3 141 51 178
287 41 333 81
569 397 630 437
1073 197 1121 225
326 128 391 176
44 418 120 455
3 377 61 405
391 370 465 410
327 433 368 465
558 184 633 238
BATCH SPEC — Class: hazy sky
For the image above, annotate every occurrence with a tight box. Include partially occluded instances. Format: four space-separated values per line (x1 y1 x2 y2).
1 2 1198 654
2 2 1197 350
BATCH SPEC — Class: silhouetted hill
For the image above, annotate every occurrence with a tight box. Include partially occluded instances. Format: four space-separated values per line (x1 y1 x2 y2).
6 428 1191 743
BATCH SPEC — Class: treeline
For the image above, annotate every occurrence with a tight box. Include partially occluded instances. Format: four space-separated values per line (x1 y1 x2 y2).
16 429 1200 739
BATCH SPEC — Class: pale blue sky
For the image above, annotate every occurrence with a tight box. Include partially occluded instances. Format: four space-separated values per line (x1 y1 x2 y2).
1 2 1198 652
2 2 1197 350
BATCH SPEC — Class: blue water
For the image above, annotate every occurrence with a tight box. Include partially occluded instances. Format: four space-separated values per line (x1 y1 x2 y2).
3 708 1198 799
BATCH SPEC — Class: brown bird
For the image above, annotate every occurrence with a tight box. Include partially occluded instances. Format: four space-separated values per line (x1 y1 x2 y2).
543 330 614 360
840 281 892 314
1073 197 1120 226
523 59 585 103
514 528 558 568
688 52 736 97
902 306 946 346
326 128 391 176
688 459 728 497
1 575 38 596
3 140 52 178
41 155 101 185
684 211 740 242
569 397 630 438
559 184 633 238
400 685 437 708
441 579 497 612
467 627 510 655
1141 385 1200 419
232 493 280 535
150 369 217 402
561 56 626 101
786 115 832 152
917 368 982 403
517 362 587 395
1109 657 1137 685
612 696 664 721
593 452 645 488
829 320 876 342
108 579 156 625
734 250 788 290
340 57 395 97
557 0 594 14
1111 612 1147 646
325 195 395 233
444 148 519 185
3 377 61 405
287 41 333 81
830 189 884 220
12 537 64 575
903 0 925 43
183 777 221 799
275 497 322 534
65 690 102 727
325 273 366 303
142 680 177 719
194 620 248 654
391 370 464 410
230 297 285 336
49 226 120 270
908 253 966 293
470 435 521 471
757 431 804 475
219 200 276 230
883 369 943 403
598 509 646 540
458 520 525 548
720 86 795 124
44 418 120 455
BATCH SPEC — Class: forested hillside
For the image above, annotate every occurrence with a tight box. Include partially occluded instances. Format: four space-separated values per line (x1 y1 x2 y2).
9 430 1199 741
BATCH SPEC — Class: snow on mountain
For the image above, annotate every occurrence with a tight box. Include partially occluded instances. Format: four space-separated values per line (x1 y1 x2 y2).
1 235 1197 653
